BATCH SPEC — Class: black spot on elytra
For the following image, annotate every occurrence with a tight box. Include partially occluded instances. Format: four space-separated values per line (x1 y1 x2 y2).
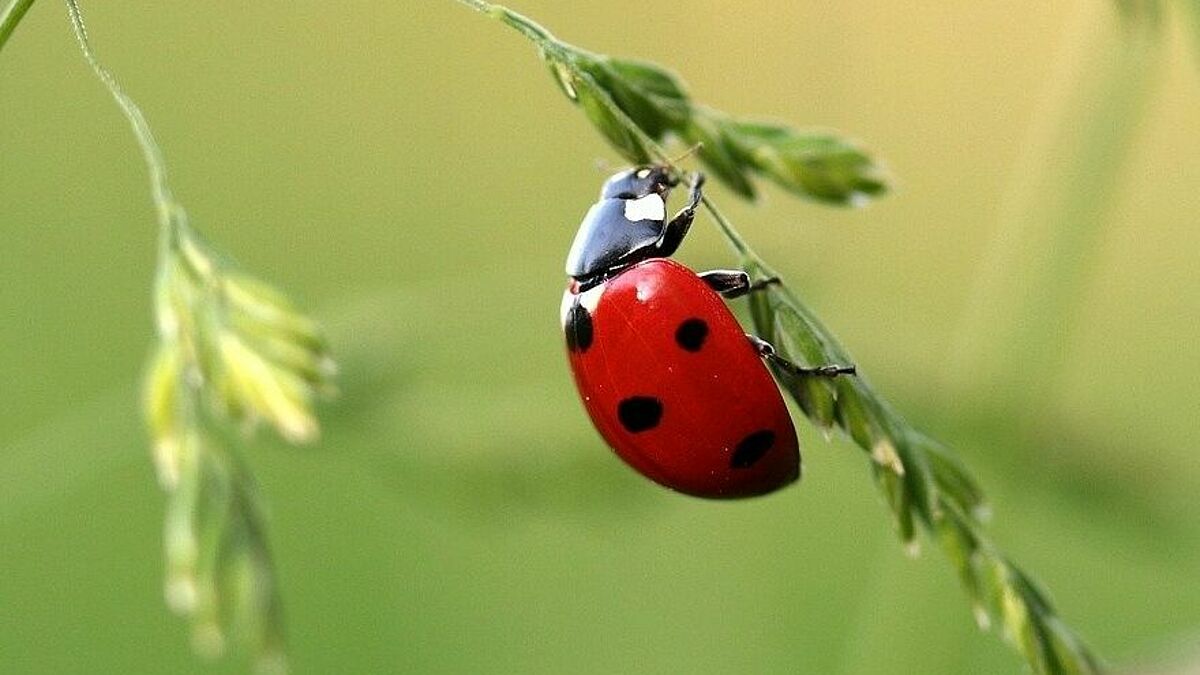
564 301 593 352
731 429 775 469
674 318 708 352
617 396 663 433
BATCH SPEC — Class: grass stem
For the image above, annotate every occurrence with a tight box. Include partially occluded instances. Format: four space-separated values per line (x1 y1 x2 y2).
0 0 37 55
63 0 184 238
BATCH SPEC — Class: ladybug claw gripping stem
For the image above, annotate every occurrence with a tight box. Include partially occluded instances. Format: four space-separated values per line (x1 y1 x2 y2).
680 172 705 213
809 364 857 377
747 276 781 294
747 334 856 378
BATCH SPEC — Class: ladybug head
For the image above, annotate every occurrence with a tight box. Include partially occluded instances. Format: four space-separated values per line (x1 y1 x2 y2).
600 165 678 200
568 165 700 283
566 165 695 283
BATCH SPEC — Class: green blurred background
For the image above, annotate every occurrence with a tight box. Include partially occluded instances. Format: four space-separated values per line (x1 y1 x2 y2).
2 1 1199 673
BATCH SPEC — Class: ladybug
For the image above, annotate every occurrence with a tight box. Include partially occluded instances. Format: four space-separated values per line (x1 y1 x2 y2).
561 165 855 499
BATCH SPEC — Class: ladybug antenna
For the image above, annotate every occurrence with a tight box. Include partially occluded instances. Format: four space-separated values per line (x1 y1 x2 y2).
668 143 703 166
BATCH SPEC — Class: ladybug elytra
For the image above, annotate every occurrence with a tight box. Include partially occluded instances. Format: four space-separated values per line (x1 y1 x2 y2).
561 166 855 499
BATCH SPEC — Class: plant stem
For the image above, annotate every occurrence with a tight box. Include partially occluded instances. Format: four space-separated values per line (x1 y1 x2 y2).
63 0 185 239
699 194 754 261
0 0 37 54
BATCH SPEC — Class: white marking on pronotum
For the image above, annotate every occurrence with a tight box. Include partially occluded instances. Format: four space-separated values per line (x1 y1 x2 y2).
579 284 605 313
623 193 666 222
560 284 606 327
635 168 651 179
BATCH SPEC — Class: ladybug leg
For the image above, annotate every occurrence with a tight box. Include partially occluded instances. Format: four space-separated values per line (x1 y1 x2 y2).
656 172 706 257
699 269 747 294
746 334 857 377
747 276 782 293
700 270 781 299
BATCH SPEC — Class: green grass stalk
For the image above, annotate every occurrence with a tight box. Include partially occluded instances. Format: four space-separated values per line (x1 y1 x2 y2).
0 0 37 55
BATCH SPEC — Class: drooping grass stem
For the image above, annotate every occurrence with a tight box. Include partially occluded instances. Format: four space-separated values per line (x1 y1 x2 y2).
0 0 37 54
63 0 187 244
61 3 331 666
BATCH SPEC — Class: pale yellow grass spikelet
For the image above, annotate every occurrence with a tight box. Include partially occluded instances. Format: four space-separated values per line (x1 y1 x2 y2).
217 332 318 443
144 343 185 488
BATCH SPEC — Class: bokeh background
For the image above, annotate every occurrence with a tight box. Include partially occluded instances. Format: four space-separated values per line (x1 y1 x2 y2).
2 1 1199 673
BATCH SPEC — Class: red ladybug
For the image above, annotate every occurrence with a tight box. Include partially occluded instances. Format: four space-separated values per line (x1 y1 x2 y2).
562 166 855 499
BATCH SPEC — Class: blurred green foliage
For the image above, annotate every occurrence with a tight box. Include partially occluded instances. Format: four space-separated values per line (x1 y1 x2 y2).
2 1 1199 673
